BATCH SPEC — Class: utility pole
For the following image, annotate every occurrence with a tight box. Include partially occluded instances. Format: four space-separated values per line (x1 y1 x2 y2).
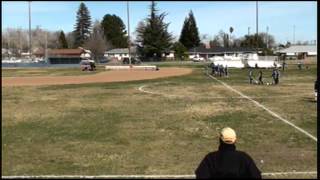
266 26 269 49
293 25 295 45
248 27 250 36
127 1 131 65
256 1 259 51
45 31 48 63
29 1 32 59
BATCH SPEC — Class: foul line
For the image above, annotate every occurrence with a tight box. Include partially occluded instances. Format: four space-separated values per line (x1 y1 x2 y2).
2 171 317 179
206 73 317 142
138 85 313 99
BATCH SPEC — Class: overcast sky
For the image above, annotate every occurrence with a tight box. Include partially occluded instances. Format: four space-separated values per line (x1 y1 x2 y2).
2 1 317 44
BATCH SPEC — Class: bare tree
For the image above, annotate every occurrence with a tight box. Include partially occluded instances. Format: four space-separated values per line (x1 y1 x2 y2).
84 20 111 62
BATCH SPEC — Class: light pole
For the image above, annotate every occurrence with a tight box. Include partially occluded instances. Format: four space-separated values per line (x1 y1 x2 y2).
266 26 269 49
248 27 250 36
45 31 48 63
256 1 259 52
127 1 131 65
29 1 32 59
293 25 295 45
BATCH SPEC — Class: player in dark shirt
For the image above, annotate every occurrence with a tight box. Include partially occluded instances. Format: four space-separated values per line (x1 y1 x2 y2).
195 127 261 179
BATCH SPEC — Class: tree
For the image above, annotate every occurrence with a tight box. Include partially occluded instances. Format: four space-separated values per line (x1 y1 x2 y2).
229 27 234 47
209 35 222 48
240 33 274 49
179 10 200 49
223 33 229 48
101 14 128 48
84 20 110 62
135 1 173 61
66 32 75 48
58 31 68 48
171 42 188 60
73 2 92 47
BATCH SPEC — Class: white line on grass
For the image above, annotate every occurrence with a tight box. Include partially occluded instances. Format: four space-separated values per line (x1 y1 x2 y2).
138 85 313 99
207 73 317 142
138 85 180 98
2 171 317 179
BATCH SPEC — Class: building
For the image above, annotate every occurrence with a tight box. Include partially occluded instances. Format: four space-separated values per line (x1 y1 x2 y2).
189 47 257 60
34 47 91 64
104 47 175 61
104 47 137 61
275 45 317 59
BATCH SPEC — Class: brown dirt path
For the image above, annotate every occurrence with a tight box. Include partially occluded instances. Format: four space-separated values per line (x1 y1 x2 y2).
2 67 192 87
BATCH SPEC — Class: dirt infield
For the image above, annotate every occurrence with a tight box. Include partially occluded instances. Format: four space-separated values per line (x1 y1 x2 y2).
2 67 192 87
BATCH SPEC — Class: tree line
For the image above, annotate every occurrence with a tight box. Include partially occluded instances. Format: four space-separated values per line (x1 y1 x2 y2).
2 1 314 61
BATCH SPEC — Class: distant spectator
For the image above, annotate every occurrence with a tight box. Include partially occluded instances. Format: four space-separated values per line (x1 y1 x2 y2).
249 69 254 84
225 65 228 77
298 62 302 70
275 69 280 85
271 69 276 85
282 61 286 71
220 65 224 77
258 70 263 85
195 127 262 179
315 79 318 102
210 63 215 75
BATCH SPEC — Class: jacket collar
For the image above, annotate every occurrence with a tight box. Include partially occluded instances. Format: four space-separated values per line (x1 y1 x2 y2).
218 140 236 151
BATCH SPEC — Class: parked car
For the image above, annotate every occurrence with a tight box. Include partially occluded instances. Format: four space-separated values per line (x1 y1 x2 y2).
192 55 205 62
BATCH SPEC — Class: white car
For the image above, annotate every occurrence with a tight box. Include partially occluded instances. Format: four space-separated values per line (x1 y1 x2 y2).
192 56 205 62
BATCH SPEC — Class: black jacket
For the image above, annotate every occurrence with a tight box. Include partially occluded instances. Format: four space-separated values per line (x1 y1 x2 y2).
195 142 262 179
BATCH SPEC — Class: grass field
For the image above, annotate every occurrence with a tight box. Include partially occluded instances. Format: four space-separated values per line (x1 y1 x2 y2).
2 60 317 178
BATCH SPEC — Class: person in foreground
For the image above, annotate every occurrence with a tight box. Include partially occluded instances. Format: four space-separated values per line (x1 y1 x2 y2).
195 127 262 179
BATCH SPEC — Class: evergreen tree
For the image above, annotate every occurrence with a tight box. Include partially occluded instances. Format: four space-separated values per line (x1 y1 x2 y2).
135 1 173 61
101 14 128 48
171 42 188 60
73 2 92 47
58 31 68 48
179 10 200 49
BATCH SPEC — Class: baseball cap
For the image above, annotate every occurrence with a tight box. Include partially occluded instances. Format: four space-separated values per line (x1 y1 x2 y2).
220 127 237 144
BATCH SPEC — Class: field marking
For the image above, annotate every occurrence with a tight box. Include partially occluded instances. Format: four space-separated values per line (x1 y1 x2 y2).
2 171 317 179
138 85 180 98
206 73 317 142
138 85 313 99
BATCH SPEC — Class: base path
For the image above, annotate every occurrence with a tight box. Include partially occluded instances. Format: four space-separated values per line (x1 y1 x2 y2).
2 67 192 87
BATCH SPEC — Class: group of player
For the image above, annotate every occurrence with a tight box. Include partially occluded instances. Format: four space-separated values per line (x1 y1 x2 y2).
209 62 228 77
248 68 280 85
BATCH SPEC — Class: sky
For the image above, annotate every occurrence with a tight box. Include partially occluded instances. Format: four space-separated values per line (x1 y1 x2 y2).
2 1 317 44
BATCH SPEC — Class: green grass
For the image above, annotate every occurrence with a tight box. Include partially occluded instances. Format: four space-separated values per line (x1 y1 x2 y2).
2 63 317 178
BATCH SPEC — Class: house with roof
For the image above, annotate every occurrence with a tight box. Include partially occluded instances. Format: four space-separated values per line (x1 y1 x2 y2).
188 47 258 60
275 45 317 59
104 47 175 61
34 47 91 64
104 47 137 61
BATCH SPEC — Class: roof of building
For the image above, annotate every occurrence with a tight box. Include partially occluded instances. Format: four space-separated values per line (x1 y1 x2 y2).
34 48 85 56
276 45 317 53
105 47 136 54
188 47 257 54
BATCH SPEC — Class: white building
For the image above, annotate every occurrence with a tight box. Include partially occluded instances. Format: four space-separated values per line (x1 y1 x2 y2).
275 45 317 57
104 47 137 60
